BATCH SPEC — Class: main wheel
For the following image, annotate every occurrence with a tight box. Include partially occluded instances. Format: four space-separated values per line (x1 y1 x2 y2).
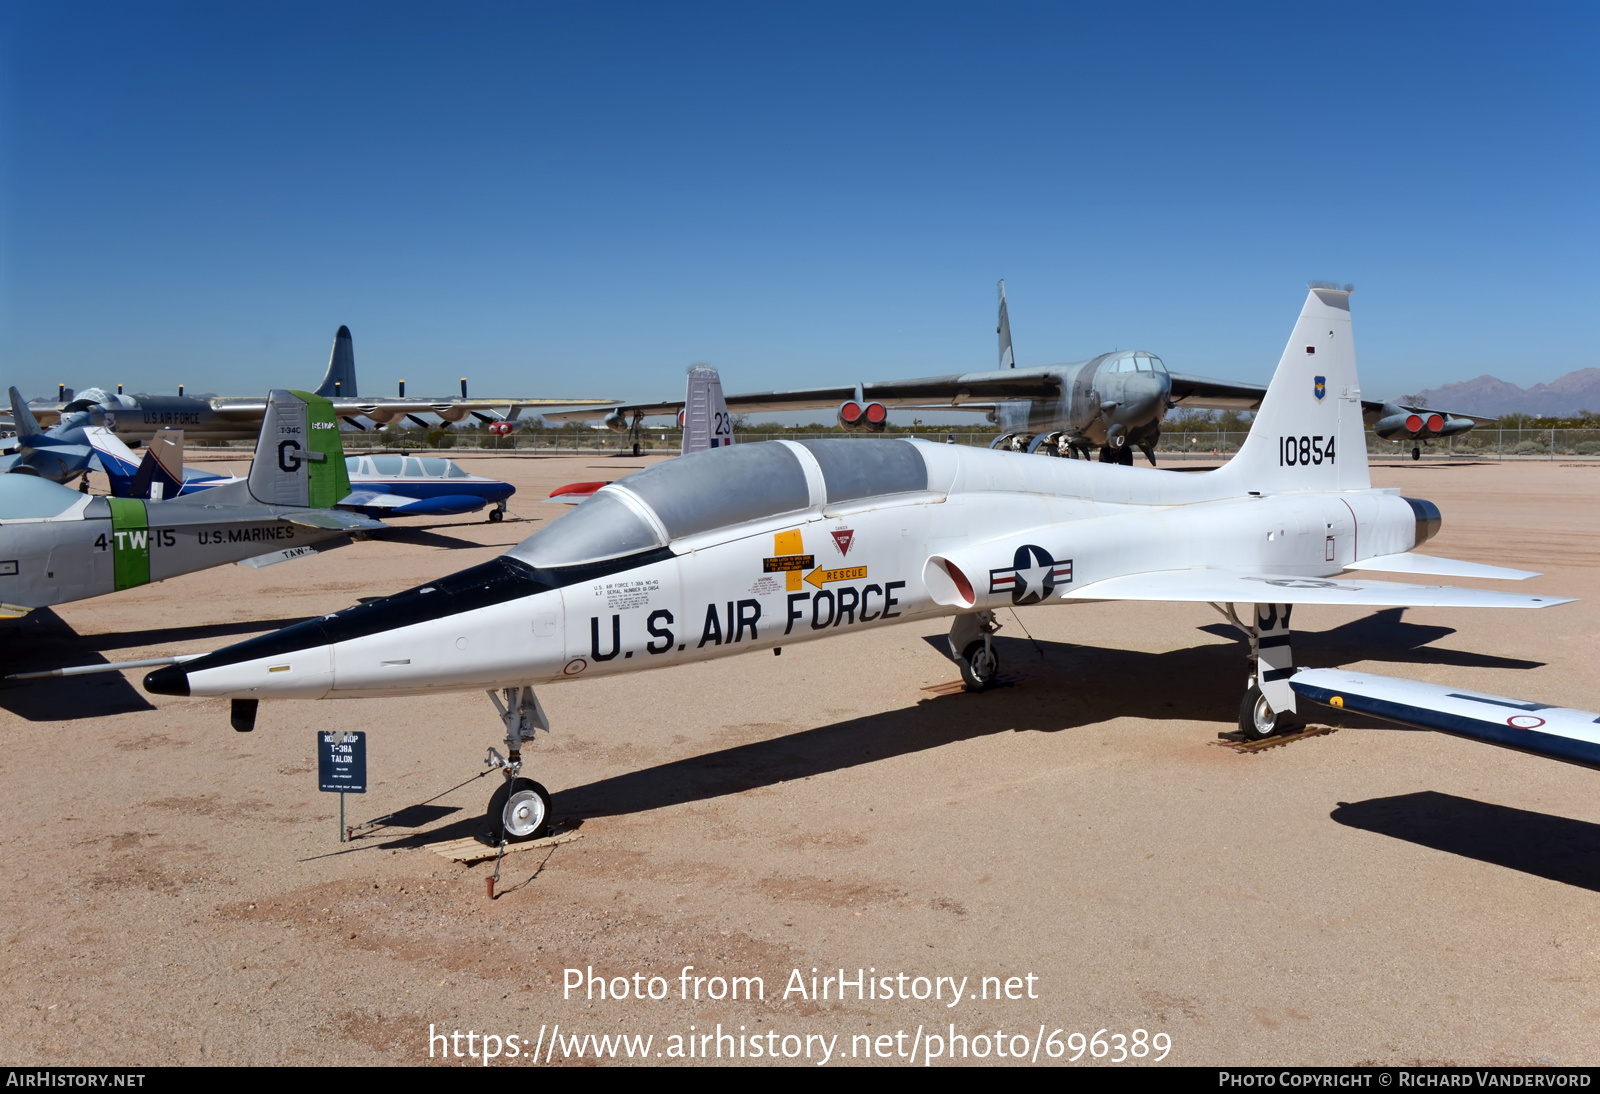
1412 446 1421 461
1237 684 1297 740
632 442 641 457
1118 446 1134 466
486 777 552 842
958 638 1000 691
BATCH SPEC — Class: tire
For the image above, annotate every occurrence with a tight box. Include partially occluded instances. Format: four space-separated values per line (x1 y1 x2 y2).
1118 446 1134 466
958 638 1000 691
487 777 552 842
1412 446 1421 461
488 508 504 522
632 442 642 457
1237 684 1297 740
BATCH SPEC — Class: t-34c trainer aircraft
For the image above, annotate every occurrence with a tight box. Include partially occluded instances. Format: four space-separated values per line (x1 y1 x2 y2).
143 287 1571 843
0 390 384 618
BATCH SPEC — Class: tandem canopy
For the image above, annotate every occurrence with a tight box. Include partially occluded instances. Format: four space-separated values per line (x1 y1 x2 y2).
508 439 930 569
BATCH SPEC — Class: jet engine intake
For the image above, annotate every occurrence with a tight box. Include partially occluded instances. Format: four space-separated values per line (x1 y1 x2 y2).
603 411 631 434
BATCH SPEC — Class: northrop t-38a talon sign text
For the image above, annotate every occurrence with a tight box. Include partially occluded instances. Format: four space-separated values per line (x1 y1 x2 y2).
142 288 1573 846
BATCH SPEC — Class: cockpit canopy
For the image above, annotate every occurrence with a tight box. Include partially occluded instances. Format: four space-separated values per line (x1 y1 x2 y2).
345 455 472 479
1100 351 1168 375
0 475 86 520
508 439 929 569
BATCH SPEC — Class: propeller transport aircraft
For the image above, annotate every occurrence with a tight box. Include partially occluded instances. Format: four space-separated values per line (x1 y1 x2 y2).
140 287 1575 848
0 390 385 620
11 325 613 443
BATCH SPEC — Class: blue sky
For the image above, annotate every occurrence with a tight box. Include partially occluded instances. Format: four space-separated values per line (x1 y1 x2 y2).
1 1 1595 413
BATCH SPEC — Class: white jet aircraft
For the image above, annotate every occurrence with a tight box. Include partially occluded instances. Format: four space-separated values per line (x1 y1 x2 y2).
143 286 1572 842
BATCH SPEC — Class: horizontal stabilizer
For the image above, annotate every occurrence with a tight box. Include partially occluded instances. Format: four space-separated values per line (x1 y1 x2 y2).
237 544 323 569
1342 552 1538 581
1291 668 1600 772
1065 569 1573 609
283 509 387 532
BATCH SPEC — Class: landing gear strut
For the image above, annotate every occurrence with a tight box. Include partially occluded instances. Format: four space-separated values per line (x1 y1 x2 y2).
1215 602 1300 740
948 610 1001 690
484 687 552 841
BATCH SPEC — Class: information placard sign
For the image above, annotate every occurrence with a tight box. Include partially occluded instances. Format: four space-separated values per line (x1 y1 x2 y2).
317 731 367 794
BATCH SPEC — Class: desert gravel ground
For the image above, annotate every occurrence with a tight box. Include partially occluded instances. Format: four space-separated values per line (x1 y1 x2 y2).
1 451 1598 1067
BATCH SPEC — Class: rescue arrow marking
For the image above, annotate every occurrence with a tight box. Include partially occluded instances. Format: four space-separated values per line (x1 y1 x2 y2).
804 565 867 589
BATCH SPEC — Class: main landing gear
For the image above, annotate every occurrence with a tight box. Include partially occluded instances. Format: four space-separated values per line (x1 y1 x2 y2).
1214 602 1301 741
948 610 1002 690
1412 445 1422 461
484 687 553 841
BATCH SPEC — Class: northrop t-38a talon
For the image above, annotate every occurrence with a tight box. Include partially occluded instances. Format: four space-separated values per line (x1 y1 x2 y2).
143 287 1572 846
0 390 384 619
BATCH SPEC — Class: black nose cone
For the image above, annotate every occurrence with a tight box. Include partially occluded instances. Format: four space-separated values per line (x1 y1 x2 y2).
144 664 190 696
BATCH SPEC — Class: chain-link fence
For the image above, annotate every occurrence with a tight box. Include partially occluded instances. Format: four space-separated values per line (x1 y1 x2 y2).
187 427 1600 460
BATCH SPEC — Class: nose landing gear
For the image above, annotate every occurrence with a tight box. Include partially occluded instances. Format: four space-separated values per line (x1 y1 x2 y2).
484 686 553 841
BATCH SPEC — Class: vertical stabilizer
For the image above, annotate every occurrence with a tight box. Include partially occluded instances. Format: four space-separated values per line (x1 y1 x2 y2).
248 390 351 507
997 280 1015 369
8 387 41 438
1215 286 1369 493
682 366 733 453
130 429 185 500
314 326 358 398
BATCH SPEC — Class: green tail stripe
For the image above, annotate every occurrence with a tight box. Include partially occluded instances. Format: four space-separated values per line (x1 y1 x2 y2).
288 389 350 509
107 497 151 591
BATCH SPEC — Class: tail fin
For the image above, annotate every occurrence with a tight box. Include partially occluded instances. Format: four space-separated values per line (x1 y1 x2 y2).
130 429 185 500
1215 285 1370 493
314 326 358 398
84 425 147 496
997 280 1015 369
248 389 351 507
8 387 41 437
682 366 733 453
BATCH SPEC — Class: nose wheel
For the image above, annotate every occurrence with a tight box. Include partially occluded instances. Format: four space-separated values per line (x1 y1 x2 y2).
484 686 555 842
487 777 552 842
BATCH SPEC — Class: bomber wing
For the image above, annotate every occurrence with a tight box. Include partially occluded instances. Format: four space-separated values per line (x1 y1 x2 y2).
542 367 1064 423
1065 569 1572 609
1166 372 1267 411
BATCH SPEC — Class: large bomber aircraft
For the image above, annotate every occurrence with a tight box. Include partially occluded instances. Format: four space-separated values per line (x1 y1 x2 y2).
548 281 1490 464
14 326 613 443
142 287 1570 845
0 390 384 618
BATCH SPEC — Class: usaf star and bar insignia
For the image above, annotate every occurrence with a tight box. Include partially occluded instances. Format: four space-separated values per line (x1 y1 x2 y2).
989 544 1073 605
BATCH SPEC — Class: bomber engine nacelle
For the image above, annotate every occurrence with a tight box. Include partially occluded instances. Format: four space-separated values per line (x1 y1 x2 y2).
1373 410 1473 441
837 400 888 432
603 411 631 434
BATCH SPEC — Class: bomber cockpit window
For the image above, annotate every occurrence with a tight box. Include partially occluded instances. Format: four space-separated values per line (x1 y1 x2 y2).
507 492 666 569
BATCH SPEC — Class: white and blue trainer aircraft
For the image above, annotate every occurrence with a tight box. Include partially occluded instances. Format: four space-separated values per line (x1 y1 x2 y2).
143 286 1572 842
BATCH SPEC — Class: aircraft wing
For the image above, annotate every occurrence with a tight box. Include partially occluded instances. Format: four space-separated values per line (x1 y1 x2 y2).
1165 372 1267 411
541 368 1065 423
1064 568 1573 609
207 396 619 424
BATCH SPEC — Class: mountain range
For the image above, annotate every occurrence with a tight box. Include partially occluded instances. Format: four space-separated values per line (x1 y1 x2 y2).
1401 369 1600 417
